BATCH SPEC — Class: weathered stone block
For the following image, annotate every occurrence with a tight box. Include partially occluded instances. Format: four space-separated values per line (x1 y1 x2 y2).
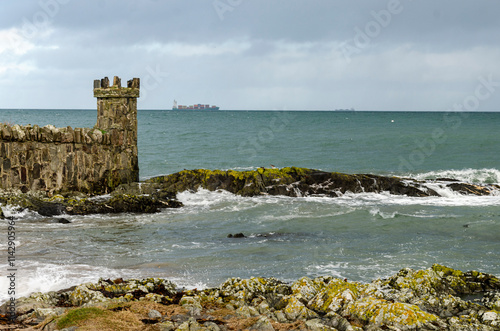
3 158 11 171
2 126 12 140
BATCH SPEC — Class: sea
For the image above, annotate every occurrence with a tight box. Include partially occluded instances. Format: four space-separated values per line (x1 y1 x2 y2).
0 109 499 304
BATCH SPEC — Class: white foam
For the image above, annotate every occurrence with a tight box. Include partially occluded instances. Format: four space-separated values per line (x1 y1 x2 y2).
419 182 463 198
311 262 347 279
0 262 143 305
369 208 400 219
176 185 500 214
409 168 500 184
177 188 238 207
1 205 40 219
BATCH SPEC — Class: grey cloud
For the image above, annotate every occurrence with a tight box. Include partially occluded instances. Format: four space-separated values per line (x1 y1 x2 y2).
1 0 500 110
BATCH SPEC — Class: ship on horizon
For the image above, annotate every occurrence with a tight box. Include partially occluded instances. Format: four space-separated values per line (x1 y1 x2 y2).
172 100 220 110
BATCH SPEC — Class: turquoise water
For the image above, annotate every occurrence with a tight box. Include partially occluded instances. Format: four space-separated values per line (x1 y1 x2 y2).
0 109 499 302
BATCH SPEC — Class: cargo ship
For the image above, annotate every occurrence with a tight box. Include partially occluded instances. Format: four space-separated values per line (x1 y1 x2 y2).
172 100 220 110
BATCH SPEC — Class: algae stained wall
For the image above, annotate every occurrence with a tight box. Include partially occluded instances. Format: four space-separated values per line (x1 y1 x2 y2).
0 76 140 195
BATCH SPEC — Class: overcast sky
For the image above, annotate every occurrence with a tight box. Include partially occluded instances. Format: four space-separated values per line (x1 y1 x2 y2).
1 0 499 110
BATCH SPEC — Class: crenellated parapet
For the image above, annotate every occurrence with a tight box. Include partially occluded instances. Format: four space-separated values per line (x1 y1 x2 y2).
94 76 140 132
0 76 140 195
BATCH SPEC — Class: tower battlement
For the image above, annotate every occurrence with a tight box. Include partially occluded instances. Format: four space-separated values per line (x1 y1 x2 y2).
93 76 140 98
94 76 140 133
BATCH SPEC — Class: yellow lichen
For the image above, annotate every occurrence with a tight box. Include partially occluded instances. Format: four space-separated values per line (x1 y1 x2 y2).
309 278 366 313
347 297 439 328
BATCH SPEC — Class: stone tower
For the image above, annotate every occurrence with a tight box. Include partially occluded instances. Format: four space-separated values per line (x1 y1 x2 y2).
93 76 140 187
0 76 140 195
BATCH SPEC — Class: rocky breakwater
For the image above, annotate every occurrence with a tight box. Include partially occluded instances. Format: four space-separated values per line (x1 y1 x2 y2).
1 265 499 330
0 186 182 218
146 167 499 198
1 167 498 217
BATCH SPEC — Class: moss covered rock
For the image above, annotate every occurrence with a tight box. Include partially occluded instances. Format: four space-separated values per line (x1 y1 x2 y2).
3 265 500 330
309 278 366 314
345 297 441 330
147 167 500 198
0 188 182 216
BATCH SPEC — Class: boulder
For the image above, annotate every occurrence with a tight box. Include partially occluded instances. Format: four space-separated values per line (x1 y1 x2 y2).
0 190 182 216
3 265 500 330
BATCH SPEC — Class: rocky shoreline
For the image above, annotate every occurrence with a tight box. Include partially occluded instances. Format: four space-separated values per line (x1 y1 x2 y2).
1 265 499 330
1 167 498 217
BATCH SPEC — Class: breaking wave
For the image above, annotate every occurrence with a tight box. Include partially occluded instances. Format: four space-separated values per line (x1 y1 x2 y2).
408 168 500 184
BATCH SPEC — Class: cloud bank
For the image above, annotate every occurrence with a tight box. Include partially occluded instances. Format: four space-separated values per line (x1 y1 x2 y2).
0 0 499 110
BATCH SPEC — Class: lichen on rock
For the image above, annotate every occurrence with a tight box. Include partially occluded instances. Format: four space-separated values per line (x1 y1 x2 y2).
2 264 500 330
146 167 500 199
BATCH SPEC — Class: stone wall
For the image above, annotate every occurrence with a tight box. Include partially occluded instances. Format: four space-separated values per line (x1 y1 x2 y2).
0 76 140 195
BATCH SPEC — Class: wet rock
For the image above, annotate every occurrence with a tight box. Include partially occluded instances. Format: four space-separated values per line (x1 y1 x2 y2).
0 189 182 216
148 167 500 199
447 182 494 195
227 233 246 238
50 217 71 224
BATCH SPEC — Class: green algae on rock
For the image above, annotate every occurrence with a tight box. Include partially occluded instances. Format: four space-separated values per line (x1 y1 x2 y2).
3 264 499 330
0 187 182 216
146 167 500 198
1 167 498 216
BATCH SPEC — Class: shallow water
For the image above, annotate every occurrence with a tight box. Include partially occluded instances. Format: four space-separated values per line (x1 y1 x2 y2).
0 110 499 304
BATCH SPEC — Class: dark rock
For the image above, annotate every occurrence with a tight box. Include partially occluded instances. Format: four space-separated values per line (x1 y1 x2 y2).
146 167 443 198
435 177 460 182
447 182 494 195
31 199 65 216
44 218 72 224
227 233 246 238
148 167 500 199
0 189 183 217
0 167 496 217
255 232 285 238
